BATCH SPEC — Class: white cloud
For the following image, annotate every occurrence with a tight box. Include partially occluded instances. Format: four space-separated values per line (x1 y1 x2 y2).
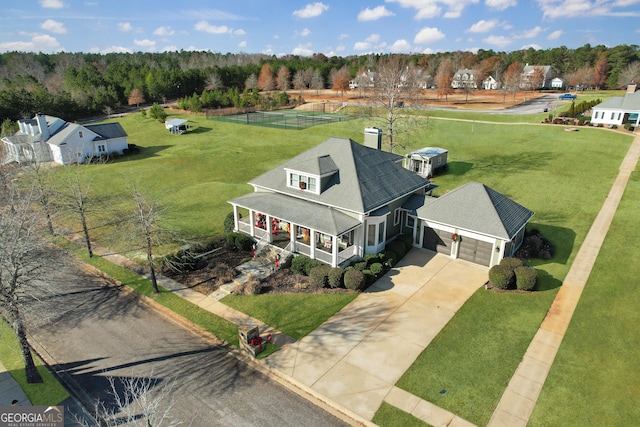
357 5 395 21
292 2 329 18
162 45 178 52
299 28 311 37
516 26 543 38
194 21 231 34
389 39 411 52
466 19 498 33
118 22 133 32
521 43 543 50
354 41 372 51
233 28 246 36
336 44 345 51
292 43 314 55
153 26 175 36
537 0 612 19
0 33 62 53
41 19 67 34
40 0 64 8
89 45 132 54
482 34 512 47
547 29 563 40
414 27 445 44
366 34 381 42
238 40 247 48
485 0 517 10
134 39 156 50
387 0 480 20
339 33 349 40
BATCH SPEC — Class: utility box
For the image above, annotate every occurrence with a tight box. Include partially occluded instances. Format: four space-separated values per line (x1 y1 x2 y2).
239 323 263 356
364 127 382 150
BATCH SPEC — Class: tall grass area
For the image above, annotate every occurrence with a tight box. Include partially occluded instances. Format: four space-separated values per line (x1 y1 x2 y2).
529 172 640 426
0 321 69 405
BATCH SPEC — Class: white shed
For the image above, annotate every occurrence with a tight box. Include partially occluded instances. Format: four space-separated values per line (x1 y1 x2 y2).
165 119 189 134
403 147 448 178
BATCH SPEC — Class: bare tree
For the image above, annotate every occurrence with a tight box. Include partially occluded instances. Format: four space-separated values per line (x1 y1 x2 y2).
309 68 324 95
275 66 290 91
617 61 640 88
76 374 181 427
0 176 45 383
22 160 56 235
204 72 222 91
435 57 454 103
244 73 258 90
128 88 145 108
292 69 307 95
257 63 275 91
368 56 427 153
330 65 351 98
502 61 523 102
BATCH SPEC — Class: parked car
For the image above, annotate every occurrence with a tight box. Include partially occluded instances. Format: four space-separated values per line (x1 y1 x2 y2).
559 93 577 100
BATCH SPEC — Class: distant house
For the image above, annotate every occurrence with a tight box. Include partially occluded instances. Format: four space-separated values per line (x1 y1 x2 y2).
521 65 553 89
550 77 565 89
452 69 479 89
229 137 533 268
482 75 501 90
403 147 448 178
591 81 640 128
2 114 128 165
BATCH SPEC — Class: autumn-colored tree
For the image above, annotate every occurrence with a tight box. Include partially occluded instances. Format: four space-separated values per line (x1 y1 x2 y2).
528 66 546 91
502 61 523 101
566 65 594 90
128 88 145 108
276 66 290 91
593 53 609 89
257 63 275 91
331 65 351 98
435 57 454 103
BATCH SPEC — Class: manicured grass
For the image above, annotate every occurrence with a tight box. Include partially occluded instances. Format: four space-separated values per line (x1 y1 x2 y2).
528 172 640 426
221 293 357 340
372 402 429 427
54 237 240 347
0 321 69 405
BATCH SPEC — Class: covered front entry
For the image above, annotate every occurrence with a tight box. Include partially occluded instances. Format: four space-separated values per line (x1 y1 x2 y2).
422 227 452 255
458 236 493 266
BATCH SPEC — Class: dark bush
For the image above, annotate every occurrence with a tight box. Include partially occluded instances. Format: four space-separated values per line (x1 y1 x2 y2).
362 270 374 284
291 255 310 275
304 259 322 275
344 269 366 291
309 265 331 288
223 212 236 234
232 233 254 251
381 249 397 267
363 253 380 265
387 240 406 260
327 267 344 288
515 266 538 291
500 257 524 270
489 264 515 290
397 234 414 251
515 229 555 260
370 262 384 276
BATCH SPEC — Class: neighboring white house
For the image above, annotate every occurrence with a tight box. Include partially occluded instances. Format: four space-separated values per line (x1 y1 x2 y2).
403 147 448 178
452 69 478 89
2 114 128 165
590 82 640 128
521 65 553 89
482 76 501 90
550 77 565 89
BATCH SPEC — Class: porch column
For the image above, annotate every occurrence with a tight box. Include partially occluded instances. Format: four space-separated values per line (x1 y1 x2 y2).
331 236 338 267
266 214 273 243
233 205 239 232
309 229 316 259
248 209 256 238
289 223 296 252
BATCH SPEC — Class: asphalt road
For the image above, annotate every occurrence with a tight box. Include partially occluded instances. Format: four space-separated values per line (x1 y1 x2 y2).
24 248 348 427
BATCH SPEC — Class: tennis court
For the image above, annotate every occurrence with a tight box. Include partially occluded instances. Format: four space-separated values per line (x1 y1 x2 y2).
209 109 353 130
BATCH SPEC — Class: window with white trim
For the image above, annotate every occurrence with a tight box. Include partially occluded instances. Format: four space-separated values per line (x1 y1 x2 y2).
288 172 318 193
393 208 401 226
406 214 415 228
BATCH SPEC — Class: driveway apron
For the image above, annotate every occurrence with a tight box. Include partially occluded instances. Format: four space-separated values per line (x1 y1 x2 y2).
264 249 488 420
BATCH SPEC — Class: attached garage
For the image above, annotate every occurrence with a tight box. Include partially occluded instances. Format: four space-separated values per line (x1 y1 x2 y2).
423 227 453 255
457 236 493 266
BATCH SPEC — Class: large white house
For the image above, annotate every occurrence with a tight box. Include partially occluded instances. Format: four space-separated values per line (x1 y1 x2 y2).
590 82 640 128
2 114 128 165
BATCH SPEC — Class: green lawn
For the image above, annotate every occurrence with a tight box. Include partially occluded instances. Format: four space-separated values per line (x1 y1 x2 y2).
528 171 640 426
0 321 69 405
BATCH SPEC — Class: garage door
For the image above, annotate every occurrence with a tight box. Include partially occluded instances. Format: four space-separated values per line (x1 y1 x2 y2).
458 236 493 266
422 227 452 255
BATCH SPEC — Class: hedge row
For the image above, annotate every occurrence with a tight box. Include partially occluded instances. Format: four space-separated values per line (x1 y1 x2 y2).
488 257 538 291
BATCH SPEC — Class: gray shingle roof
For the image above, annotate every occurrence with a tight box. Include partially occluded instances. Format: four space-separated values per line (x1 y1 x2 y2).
85 122 128 140
416 182 533 239
249 137 432 214
595 90 640 111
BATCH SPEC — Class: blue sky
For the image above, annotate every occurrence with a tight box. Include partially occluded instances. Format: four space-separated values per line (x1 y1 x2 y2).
1 0 638 56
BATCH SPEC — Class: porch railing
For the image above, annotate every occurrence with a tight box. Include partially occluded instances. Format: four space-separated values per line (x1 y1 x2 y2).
338 245 358 265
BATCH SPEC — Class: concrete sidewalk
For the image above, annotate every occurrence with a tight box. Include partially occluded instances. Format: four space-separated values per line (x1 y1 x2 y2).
0 361 31 406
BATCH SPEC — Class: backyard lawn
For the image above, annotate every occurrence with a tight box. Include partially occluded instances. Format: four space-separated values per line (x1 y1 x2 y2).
41 106 635 424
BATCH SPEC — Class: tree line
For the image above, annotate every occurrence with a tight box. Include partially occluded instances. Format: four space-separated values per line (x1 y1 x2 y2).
0 44 638 121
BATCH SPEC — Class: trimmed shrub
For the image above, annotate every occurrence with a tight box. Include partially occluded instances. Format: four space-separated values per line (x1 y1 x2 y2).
489 264 515 290
344 269 366 291
370 262 384 276
304 259 322 275
223 212 235 234
500 257 524 270
291 255 310 275
233 233 254 251
515 266 538 291
363 253 380 265
353 261 368 271
362 270 374 284
387 240 406 260
309 265 331 288
381 249 397 267
398 234 414 251
328 267 344 288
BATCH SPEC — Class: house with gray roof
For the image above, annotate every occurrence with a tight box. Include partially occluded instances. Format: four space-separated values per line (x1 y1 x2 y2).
2 114 128 165
229 137 534 268
590 81 640 128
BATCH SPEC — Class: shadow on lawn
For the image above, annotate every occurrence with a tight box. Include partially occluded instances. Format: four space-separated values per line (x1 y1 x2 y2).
446 161 473 176
524 222 576 292
111 145 171 163
473 151 554 175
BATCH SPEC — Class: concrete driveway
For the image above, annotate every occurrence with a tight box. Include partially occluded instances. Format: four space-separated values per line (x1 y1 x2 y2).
264 248 488 420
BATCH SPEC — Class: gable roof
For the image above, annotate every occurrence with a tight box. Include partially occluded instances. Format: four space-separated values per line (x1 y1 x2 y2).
46 122 97 147
416 182 533 239
594 90 640 111
85 122 128 140
249 137 432 214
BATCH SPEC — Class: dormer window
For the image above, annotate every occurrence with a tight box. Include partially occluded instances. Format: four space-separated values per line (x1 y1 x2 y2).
289 172 318 194
79 131 83 138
